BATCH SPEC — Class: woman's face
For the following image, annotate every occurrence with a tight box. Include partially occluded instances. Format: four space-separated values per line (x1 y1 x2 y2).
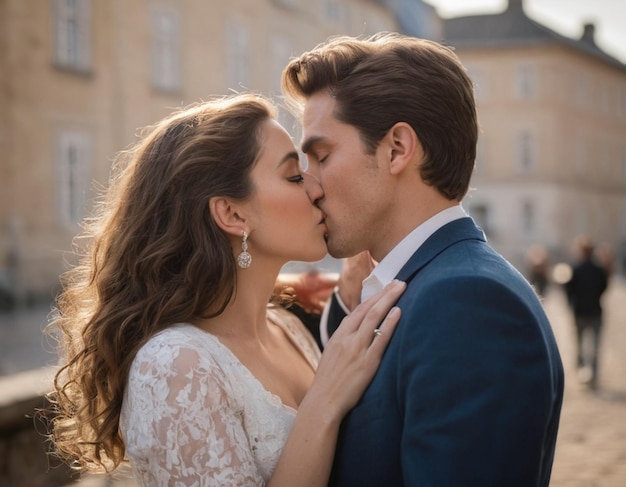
243 119 328 266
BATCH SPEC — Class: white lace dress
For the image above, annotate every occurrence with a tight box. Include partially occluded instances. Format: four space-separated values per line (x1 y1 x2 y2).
120 307 321 486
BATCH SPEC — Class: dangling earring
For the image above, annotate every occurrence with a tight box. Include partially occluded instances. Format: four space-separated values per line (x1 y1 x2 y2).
237 231 252 269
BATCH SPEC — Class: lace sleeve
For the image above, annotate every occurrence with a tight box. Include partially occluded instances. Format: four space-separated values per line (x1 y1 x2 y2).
122 337 265 487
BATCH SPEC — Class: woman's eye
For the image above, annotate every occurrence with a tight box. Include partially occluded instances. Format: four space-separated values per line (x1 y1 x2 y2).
287 174 305 183
319 155 328 164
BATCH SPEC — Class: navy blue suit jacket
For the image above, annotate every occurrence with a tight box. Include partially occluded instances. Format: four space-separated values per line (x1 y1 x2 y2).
327 217 564 486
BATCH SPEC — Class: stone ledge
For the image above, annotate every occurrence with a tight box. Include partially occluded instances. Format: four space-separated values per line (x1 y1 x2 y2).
0 366 76 486
0 366 57 432
0 366 57 407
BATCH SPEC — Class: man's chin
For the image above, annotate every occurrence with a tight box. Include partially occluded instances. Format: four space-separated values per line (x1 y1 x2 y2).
325 240 350 260
324 240 338 258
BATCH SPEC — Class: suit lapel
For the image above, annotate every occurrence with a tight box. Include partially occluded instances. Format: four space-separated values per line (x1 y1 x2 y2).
396 217 486 284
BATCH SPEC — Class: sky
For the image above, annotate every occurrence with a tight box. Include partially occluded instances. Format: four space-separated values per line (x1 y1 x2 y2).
424 0 626 64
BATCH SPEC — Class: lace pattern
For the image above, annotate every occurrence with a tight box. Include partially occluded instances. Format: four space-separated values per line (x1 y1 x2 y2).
120 307 320 486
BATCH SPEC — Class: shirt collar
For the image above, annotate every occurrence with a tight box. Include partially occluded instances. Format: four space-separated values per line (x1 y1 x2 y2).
361 205 467 301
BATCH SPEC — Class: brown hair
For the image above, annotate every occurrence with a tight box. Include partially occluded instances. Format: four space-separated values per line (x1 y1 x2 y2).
282 32 478 200
47 93 275 472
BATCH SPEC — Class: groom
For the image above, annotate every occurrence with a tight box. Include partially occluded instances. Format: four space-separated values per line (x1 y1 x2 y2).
282 33 564 486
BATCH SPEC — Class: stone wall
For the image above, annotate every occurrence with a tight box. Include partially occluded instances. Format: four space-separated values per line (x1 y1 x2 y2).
0 367 77 486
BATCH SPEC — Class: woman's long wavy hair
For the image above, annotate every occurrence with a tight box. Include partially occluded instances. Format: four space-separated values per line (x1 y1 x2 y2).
47 93 275 472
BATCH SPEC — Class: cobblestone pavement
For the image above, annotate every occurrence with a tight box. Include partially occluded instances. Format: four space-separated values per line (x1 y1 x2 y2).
2 276 625 486
544 278 626 486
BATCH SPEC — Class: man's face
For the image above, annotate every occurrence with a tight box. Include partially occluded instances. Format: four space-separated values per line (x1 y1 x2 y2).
301 92 390 258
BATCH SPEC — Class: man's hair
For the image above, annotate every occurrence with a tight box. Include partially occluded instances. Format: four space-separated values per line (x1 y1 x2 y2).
282 32 478 201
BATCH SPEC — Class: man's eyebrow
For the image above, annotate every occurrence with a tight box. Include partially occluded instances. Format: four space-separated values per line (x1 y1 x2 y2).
277 151 300 168
301 135 325 155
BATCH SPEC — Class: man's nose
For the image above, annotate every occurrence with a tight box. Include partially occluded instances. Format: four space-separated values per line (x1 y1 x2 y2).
303 172 324 204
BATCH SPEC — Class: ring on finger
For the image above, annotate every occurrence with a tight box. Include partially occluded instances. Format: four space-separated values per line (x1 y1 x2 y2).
373 328 382 338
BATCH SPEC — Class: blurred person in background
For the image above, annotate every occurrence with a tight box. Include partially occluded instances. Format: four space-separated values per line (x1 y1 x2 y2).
565 234 609 390
595 241 615 277
46 93 406 486
282 32 564 486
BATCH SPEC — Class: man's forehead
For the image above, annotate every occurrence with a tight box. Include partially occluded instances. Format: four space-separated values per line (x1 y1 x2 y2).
301 93 338 152
302 92 336 124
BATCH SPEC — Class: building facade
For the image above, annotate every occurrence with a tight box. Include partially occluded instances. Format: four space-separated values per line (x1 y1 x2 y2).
0 0 404 303
444 0 626 274
3 0 622 304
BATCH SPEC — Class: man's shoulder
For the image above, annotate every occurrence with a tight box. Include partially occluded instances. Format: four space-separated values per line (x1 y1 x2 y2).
424 237 517 280
401 244 539 313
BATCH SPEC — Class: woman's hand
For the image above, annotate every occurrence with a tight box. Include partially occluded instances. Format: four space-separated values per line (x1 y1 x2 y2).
305 279 406 420
269 279 405 487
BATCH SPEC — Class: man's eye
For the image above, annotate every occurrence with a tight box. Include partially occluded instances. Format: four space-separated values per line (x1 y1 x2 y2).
287 174 305 183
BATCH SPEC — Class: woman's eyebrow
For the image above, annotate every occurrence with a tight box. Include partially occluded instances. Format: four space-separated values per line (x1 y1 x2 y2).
277 151 300 168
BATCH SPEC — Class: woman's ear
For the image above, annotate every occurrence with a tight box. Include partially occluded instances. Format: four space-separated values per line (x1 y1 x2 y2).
209 196 247 237
385 122 423 175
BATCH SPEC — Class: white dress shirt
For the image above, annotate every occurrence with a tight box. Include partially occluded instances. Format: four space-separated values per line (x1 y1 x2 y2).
320 205 468 346
361 205 468 301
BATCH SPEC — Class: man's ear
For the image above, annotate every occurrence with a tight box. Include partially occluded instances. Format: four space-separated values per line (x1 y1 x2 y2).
209 196 247 237
385 122 423 175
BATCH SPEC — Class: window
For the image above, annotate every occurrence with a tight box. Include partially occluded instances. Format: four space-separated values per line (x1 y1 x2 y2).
474 135 486 175
271 0 296 7
270 35 291 95
575 74 588 108
621 202 626 248
53 0 91 72
598 139 610 177
151 6 181 92
57 132 91 225
600 83 610 114
574 201 589 235
467 66 488 102
468 203 491 236
574 136 587 173
521 201 534 235
226 20 250 89
516 130 536 173
516 64 535 99
324 0 341 23
270 35 298 141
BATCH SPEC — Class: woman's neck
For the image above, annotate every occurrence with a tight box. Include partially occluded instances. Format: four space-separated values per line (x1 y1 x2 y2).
197 260 282 341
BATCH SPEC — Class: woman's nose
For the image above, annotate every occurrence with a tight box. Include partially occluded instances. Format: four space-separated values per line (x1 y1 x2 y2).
303 172 324 204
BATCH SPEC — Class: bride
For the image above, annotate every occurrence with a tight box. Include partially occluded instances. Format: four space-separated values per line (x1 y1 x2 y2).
48 93 405 486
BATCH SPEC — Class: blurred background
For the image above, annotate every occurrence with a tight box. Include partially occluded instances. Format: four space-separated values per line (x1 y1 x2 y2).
0 0 625 485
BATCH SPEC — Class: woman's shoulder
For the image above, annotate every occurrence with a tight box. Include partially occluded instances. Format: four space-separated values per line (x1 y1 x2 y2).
142 322 207 345
131 324 232 378
136 323 209 355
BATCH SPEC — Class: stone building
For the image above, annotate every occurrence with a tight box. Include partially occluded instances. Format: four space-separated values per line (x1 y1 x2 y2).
3 0 623 304
443 0 626 273
0 0 407 304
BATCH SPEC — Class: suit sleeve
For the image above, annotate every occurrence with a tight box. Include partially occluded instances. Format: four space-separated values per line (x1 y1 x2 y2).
398 276 560 486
